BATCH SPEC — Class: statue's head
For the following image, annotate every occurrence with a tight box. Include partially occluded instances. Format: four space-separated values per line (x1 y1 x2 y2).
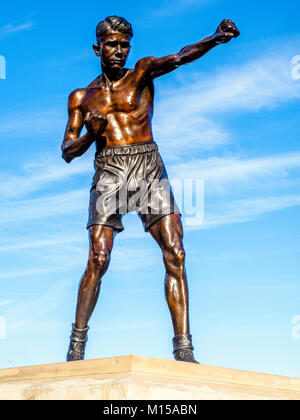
93 16 133 70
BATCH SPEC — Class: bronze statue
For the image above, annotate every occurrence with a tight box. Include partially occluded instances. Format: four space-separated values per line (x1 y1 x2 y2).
62 16 240 363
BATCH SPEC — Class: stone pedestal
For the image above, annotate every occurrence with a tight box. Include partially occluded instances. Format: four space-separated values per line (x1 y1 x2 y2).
0 355 299 400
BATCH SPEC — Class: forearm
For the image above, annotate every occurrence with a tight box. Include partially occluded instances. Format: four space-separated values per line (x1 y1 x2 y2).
147 20 239 79
61 132 95 163
177 34 218 65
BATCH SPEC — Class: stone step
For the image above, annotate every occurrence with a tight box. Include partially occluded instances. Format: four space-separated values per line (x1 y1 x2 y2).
0 355 299 400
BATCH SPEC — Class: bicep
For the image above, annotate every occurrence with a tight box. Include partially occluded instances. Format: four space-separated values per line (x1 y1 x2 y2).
64 109 84 140
63 92 84 141
149 54 181 79
135 55 181 81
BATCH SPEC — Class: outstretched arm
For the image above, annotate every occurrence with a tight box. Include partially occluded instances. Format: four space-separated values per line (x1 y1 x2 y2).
61 90 108 163
141 19 240 79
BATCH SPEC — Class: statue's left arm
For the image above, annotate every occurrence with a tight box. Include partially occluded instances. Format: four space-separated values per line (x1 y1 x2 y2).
140 19 240 79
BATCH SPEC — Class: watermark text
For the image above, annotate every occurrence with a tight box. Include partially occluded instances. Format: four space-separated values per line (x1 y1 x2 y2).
291 315 300 340
0 55 6 80
291 55 300 80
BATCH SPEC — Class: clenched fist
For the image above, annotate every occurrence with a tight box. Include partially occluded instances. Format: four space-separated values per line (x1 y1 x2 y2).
84 110 108 137
214 19 240 45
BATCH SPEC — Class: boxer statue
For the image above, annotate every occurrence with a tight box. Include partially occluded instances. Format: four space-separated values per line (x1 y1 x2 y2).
62 16 240 363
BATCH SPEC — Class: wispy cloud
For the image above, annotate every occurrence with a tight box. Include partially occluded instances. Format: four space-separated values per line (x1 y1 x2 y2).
0 189 88 224
0 21 35 38
3 284 69 331
0 234 84 253
159 52 300 115
200 194 300 229
0 110 65 139
155 114 231 158
155 48 300 158
169 152 300 229
169 152 300 190
0 157 92 199
0 300 13 307
0 267 67 280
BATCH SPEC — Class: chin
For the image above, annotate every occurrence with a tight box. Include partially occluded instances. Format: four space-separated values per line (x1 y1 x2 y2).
110 62 125 69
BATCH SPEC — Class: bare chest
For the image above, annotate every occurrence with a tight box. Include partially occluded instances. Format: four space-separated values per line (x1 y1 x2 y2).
82 81 151 116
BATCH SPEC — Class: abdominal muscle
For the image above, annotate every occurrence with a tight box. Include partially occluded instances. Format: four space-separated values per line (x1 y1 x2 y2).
98 109 154 148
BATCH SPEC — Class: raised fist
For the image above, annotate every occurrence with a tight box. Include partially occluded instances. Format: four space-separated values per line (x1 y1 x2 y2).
84 110 108 137
214 19 240 45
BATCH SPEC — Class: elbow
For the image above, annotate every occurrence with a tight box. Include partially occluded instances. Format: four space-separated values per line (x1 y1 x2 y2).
62 154 72 164
174 54 183 68
61 148 73 164
62 153 72 164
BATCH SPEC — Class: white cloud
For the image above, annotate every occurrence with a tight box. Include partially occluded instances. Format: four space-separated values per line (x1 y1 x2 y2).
170 152 300 229
159 53 300 116
0 110 65 138
0 267 69 280
154 114 231 159
4 284 69 332
155 49 300 158
0 21 35 38
10 319 29 329
168 152 300 190
0 234 84 253
0 300 13 307
0 157 92 199
0 189 88 224
200 194 300 229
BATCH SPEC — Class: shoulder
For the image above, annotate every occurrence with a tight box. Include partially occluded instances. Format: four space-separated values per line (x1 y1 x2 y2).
134 56 157 74
69 89 86 106
68 88 87 108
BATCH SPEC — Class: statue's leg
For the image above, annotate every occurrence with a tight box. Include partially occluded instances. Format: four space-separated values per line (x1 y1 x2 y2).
88 280 101 322
67 225 115 361
149 214 199 363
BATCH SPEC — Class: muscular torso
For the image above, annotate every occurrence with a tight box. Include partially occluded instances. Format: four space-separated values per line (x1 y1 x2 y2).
63 25 238 162
79 67 154 150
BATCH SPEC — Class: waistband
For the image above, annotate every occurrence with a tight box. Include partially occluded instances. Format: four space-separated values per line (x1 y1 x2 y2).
96 142 158 159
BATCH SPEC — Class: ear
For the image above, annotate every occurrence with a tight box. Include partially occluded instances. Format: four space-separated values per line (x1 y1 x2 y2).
93 43 101 57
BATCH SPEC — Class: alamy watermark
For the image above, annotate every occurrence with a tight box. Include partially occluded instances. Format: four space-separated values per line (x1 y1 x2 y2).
291 55 300 80
172 178 204 226
0 316 6 340
291 315 300 340
95 176 204 226
0 55 6 80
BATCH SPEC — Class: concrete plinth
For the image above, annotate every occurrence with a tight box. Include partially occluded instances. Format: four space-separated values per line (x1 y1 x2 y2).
0 355 300 400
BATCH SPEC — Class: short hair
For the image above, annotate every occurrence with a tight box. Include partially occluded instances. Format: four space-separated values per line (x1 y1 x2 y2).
96 16 133 43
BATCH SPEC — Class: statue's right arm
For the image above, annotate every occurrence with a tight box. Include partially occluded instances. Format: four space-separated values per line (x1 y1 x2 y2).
61 90 93 164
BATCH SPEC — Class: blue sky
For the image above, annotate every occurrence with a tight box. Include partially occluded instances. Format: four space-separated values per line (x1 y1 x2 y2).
0 0 300 378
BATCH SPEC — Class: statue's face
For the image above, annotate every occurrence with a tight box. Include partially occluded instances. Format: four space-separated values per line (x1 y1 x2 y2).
94 30 131 70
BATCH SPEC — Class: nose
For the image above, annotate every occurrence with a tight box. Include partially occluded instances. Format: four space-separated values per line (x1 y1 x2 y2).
115 45 123 58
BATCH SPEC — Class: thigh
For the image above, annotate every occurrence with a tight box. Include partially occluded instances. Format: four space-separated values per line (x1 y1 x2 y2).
149 214 184 251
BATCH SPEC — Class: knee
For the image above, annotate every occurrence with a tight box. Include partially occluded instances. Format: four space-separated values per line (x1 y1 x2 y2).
90 250 110 269
164 245 186 268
